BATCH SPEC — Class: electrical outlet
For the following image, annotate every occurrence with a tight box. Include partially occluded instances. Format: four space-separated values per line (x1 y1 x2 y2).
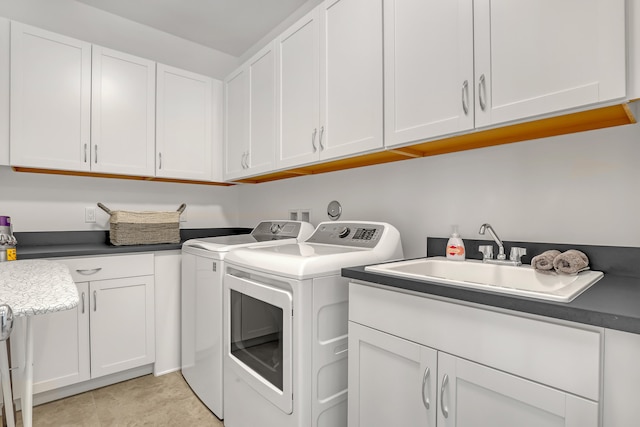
300 210 311 223
85 207 96 223
289 210 298 221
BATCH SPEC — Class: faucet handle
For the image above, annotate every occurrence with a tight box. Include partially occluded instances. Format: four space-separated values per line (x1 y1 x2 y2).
509 247 527 263
479 245 493 260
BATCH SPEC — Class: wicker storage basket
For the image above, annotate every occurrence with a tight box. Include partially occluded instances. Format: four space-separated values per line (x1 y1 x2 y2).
97 203 186 246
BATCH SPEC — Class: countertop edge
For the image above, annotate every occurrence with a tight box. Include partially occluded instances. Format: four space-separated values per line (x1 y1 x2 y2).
12 227 253 260
342 266 640 335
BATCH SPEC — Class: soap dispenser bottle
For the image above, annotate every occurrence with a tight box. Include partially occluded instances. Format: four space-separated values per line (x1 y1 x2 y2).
446 225 465 260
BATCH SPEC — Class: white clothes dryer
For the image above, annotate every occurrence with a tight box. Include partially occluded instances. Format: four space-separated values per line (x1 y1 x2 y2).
222 221 403 427
181 221 314 419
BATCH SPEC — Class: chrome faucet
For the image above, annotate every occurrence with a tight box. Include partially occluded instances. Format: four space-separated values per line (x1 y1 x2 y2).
478 223 506 260
478 223 527 266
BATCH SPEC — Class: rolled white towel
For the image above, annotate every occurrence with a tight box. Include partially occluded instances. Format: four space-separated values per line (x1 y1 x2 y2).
531 250 561 274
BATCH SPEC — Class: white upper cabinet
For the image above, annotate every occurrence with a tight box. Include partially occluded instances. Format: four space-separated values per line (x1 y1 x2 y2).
247 43 277 176
224 42 277 181
0 18 9 166
277 8 320 169
473 0 626 128
630 0 640 100
91 46 156 176
156 64 217 181
9 21 220 182
224 66 248 179
10 22 91 171
384 0 474 147
319 0 384 160
277 0 383 169
386 0 627 148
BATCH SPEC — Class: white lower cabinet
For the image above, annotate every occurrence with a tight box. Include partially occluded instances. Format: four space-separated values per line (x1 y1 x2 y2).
348 322 437 427
10 254 155 396
348 282 601 427
436 351 597 427
602 329 640 427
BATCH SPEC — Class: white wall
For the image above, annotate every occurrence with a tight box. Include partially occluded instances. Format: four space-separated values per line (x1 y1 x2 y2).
0 0 239 79
237 122 640 258
0 167 239 232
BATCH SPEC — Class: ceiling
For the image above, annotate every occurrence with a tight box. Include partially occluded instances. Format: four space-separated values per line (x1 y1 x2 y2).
75 0 311 57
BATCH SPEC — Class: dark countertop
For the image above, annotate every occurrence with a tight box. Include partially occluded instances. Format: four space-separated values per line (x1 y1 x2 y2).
342 237 640 335
13 228 253 259
342 265 640 334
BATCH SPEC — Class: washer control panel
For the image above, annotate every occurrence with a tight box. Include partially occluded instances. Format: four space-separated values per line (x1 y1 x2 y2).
306 222 385 248
252 221 310 241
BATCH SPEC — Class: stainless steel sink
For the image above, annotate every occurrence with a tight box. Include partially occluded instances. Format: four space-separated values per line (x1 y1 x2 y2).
365 257 604 302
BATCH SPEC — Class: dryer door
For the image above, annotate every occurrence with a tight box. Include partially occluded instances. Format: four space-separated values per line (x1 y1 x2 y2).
224 272 293 414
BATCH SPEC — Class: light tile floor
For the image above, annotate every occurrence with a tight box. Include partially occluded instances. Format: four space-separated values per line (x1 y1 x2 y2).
9 372 224 426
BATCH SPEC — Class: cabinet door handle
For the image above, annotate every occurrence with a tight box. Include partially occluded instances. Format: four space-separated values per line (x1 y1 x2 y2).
76 268 102 276
311 128 318 152
478 74 487 111
158 152 162 170
241 152 246 169
81 292 85 314
84 144 88 163
462 80 469 115
318 126 324 151
440 373 449 418
244 151 250 169
94 144 98 164
421 366 431 410
93 290 97 312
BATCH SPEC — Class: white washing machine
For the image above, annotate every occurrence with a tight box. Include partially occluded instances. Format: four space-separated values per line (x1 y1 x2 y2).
181 221 314 419
222 221 403 427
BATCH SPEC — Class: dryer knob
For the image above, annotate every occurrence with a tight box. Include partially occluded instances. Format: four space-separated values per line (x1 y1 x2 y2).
338 227 350 238
270 224 282 234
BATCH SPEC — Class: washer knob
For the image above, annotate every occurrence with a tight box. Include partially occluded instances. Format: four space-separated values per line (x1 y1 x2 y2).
270 224 282 234
338 227 350 238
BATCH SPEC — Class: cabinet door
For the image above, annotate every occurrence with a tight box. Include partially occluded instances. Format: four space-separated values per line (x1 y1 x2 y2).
0 17 8 166
223 66 249 180
156 64 215 181
437 352 598 427
91 46 156 176
348 322 437 427
603 329 640 427
246 42 276 176
10 23 91 171
89 275 155 378
473 0 626 128
10 282 90 396
384 0 474 147
320 0 383 160
277 8 321 169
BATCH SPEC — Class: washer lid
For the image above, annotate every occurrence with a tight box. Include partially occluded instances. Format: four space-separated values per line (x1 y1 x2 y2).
182 220 315 253
225 243 374 278
183 235 298 253
225 221 403 279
